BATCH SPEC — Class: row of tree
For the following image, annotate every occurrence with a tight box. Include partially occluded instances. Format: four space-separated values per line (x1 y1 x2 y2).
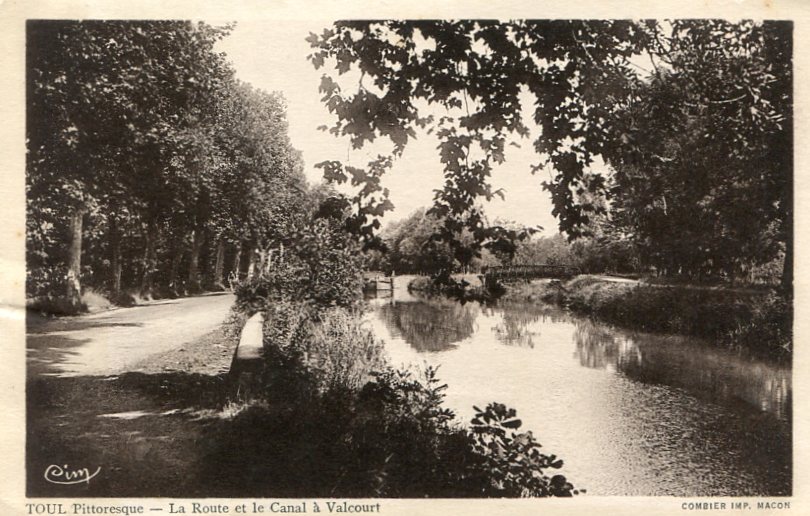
27 21 309 311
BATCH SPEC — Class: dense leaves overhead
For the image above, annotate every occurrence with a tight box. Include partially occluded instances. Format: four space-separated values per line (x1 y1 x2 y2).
307 19 791 282
606 20 791 280
307 20 646 242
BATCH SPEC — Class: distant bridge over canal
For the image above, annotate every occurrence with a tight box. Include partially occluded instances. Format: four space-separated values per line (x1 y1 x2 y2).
482 264 581 286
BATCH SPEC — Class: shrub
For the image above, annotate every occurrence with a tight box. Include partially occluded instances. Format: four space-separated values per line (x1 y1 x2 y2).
208 300 580 498
407 276 433 292
234 219 364 314
724 292 792 358
469 402 580 497
26 295 87 316
302 308 386 392
223 219 579 497
259 302 386 396
203 358 578 497
26 263 68 300
107 291 137 307
26 264 88 315
356 370 579 497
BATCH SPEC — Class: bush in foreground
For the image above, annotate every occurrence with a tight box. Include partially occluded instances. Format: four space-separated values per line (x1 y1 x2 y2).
261 305 579 497
222 213 579 497
210 286 579 497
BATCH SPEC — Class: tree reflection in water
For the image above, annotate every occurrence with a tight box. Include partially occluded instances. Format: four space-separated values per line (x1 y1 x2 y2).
486 301 570 348
573 320 642 370
376 299 479 352
573 320 791 422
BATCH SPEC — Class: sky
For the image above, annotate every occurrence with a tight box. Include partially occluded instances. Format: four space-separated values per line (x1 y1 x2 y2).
215 20 566 235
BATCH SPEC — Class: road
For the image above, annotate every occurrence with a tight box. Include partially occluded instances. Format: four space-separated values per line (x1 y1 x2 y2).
26 292 242 497
27 292 235 377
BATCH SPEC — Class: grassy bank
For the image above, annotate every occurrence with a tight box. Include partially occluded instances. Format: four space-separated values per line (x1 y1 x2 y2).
503 276 791 359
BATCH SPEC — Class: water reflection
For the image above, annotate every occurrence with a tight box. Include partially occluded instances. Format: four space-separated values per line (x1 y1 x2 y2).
367 293 792 496
572 319 791 422
376 298 479 352
486 301 569 348
573 320 643 371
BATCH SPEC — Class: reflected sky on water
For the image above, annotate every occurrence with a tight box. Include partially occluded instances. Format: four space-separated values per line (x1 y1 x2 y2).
365 291 791 496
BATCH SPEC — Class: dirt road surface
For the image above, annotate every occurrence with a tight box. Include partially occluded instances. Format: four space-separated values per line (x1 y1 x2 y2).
26 293 244 497
27 292 235 377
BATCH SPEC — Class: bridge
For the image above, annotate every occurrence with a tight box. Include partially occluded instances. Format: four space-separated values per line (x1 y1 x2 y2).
482 264 581 286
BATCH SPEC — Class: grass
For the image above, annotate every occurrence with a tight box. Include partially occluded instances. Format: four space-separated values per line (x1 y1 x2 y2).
512 276 791 359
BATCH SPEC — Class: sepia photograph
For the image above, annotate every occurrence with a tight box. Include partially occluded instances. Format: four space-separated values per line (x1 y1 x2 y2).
6 3 800 513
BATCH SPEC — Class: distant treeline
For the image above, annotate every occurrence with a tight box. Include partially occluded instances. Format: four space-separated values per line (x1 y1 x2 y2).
367 208 784 287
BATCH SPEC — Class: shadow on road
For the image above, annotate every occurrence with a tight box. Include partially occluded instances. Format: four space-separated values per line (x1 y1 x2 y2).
27 370 238 497
26 311 145 334
26 334 92 376
26 298 241 497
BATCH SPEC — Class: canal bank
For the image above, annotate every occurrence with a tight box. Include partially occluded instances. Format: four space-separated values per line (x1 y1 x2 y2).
493 275 791 360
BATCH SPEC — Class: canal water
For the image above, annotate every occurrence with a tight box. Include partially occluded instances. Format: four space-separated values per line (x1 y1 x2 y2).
364 286 791 496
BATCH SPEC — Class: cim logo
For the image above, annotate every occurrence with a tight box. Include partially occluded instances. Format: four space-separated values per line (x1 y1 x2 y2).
43 464 101 485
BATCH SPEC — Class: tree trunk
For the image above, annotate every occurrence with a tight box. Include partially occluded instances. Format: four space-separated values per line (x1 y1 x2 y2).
246 245 257 280
168 244 185 298
187 228 205 293
109 216 122 297
213 238 225 289
782 243 792 294
65 208 85 310
231 241 243 284
140 220 158 299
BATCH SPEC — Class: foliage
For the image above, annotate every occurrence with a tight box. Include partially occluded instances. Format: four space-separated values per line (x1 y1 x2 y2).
406 276 434 293
723 291 792 358
606 21 791 284
374 208 531 277
26 294 87 316
307 20 791 287
207 294 578 497
470 402 579 496
301 308 387 392
514 234 575 267
539 276 789 359
27 20 307 310
225 253 579 497
377 208 456 275
307 21 640 242
233 218 364 313
570 237 640 275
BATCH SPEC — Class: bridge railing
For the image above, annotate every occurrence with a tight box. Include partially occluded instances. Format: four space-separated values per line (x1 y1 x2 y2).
482 264 581 284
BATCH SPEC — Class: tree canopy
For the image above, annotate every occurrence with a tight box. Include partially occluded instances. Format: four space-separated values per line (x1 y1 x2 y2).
27 20 309 309
307 20 791 284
